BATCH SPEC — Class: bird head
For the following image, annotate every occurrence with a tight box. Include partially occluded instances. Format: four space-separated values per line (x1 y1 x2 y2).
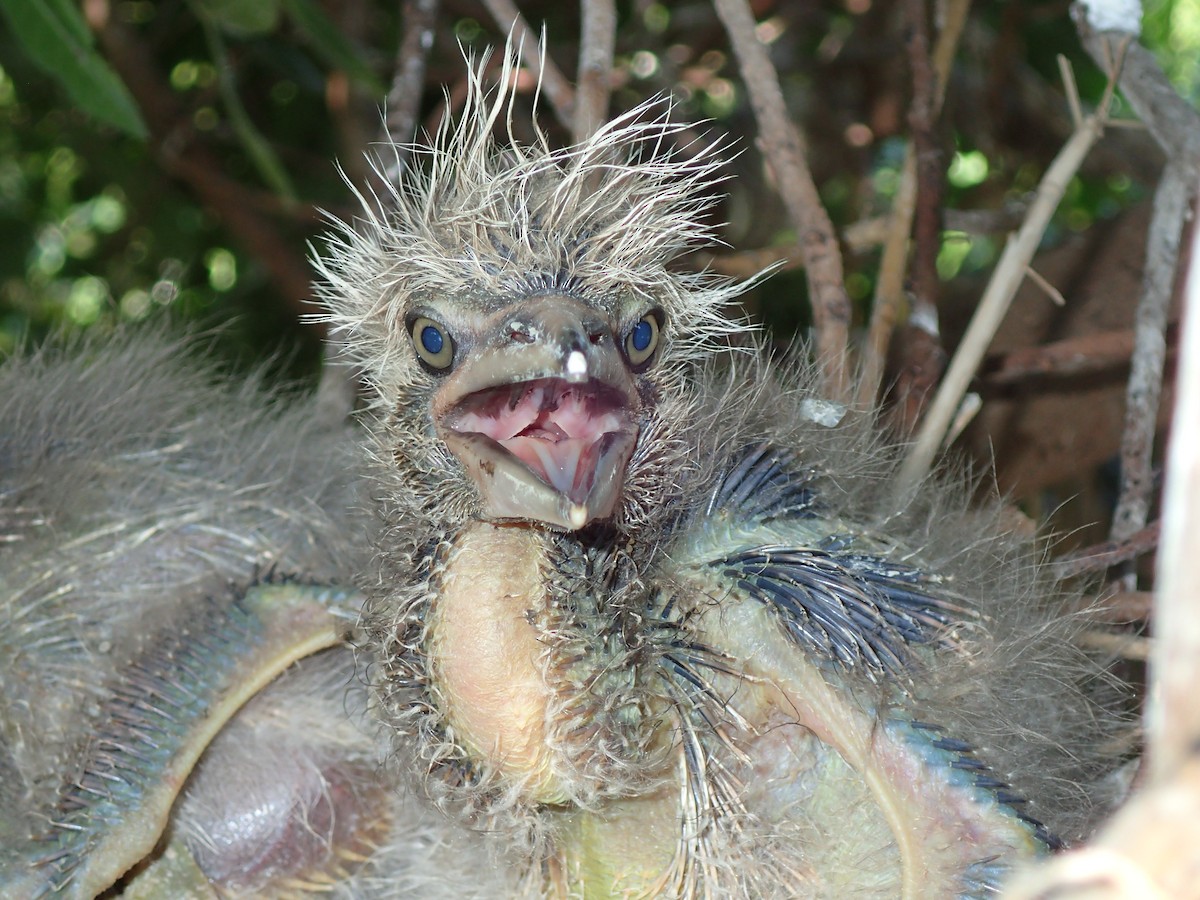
313 53 751 532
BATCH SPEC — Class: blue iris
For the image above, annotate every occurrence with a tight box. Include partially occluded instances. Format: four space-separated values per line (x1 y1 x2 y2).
421 324 444 355
630 318 654 352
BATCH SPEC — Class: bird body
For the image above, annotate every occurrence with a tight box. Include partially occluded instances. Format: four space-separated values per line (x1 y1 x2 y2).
0 52 1122 898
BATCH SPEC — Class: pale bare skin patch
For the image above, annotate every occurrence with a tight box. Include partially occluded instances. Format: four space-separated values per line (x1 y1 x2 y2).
428 522 564 803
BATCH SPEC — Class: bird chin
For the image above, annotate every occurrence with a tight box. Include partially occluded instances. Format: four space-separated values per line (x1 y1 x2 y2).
439 376 641 530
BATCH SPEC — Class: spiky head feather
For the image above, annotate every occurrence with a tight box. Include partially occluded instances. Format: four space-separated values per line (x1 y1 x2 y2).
311 51 753 401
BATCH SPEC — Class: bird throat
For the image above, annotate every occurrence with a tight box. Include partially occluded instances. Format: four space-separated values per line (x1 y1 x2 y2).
424 520 676 813
426 522 565 801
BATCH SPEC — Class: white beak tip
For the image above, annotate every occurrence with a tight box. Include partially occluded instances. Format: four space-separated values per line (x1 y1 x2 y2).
568 504 589 529
565 350 588 383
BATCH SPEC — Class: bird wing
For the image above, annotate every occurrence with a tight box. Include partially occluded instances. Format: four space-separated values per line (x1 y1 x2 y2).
0 333 511 899
653 441 1061 896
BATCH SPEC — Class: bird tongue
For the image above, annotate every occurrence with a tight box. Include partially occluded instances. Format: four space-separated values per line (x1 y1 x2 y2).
450 379 631 503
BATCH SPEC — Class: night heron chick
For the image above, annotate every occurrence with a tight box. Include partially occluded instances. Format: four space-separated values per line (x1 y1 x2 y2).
0 53 1122 899
309 55 1122 896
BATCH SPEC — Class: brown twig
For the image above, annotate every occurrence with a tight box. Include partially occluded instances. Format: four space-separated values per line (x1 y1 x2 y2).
904 0 943 324
1052 522 1161 580
1086 590 1155 624
379 0 440 174
982 326 1163 386
712 0 852 403
1077 629 1152 661
573 0 615 143
882 0 950 436
479 0 575 131
896 49 1122 492
856 0 971 409
689 246 804 279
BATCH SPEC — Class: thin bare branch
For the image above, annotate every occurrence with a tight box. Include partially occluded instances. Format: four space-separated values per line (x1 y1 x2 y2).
1052 522 1161 580
1023 264 1067 307
480 0 575 131
1147 177 1200 787
379 0 440 176
712 0 851 403
1088 590 1155 624
895 49 1122 491
856 0 971 409
1077 629 1152 661
1008 171 1200 898
573 0 615 143
1110 162 1191 550
1058 53 1084 129
1072 25 1200 564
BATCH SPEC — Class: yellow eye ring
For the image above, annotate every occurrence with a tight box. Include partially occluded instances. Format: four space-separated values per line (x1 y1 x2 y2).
410 317 454 371
624 311 661 368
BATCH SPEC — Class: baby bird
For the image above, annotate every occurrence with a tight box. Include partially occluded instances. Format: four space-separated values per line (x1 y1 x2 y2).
0 52 1121 898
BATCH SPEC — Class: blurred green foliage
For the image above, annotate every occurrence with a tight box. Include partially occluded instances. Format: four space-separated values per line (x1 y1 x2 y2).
0 0 1195 376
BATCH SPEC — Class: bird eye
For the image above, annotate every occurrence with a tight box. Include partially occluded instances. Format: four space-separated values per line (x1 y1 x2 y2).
409 316 454 371
624 311 662 369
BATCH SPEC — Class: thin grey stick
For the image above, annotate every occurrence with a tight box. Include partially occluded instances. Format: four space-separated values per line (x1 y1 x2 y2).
1073 28 1200 558
380 0 441 176
574 0 615 143
895 106 1109 491
712 0 852 403
1109 161 1190 549
1149 168 1200 784
480 0 575 131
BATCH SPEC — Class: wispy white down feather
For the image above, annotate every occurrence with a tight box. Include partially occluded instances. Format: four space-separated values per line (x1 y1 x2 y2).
311 49 756 402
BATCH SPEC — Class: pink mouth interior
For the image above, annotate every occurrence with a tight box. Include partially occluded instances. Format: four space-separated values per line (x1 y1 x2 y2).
448 378 631 501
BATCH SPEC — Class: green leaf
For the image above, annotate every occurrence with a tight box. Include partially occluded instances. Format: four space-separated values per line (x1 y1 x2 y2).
280 0 386 97
0 0 148 139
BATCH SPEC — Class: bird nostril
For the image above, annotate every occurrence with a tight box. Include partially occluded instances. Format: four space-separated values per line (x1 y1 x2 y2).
589 331 606 345
508 324 534 344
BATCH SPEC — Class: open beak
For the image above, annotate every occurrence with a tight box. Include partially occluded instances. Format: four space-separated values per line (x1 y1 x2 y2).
434 296 641 531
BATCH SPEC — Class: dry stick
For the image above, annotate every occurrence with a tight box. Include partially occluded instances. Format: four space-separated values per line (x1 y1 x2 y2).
1073 32 1200 566
480 0 575 131
1088 590 1155 624
573 0 615 144
903 0 943 327
380 0 440 172
1078 630 1152 661
895 59 1120 493
712 0 852 404
1024 264 1067 306
1110 163 1190 551
883 0 949 437
1052 521 1161 580
1004 167 1200 900
1149 179 1200 784
984 324 1177 386
856 0 971 409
